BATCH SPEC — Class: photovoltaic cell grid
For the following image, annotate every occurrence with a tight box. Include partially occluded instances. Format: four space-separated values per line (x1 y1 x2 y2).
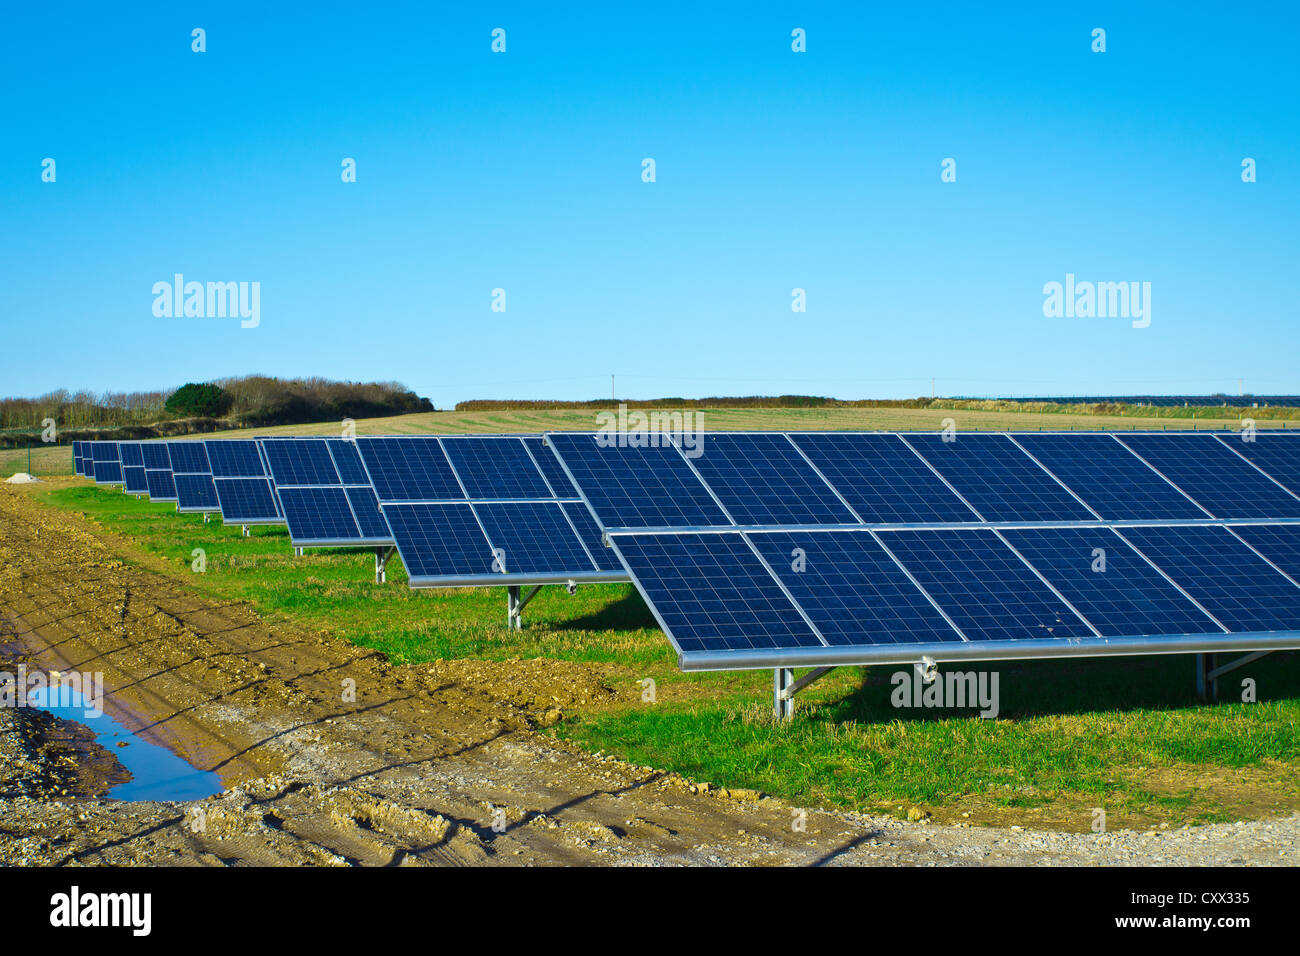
546 431 1300 670
119 442 149 494
1221 433 1300 498
91 442 123 485
167 441 219 513
206 440 282 525
354 435 629 586
259 438 392 547
1119 434 1300 519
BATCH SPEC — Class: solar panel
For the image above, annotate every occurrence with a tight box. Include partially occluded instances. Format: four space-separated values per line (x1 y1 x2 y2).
214 477 280 524
259 438 391 546
1014 433 1208 520
206 440 267 478
877 529 1096 642
354 437 462 501
174 474 220 512
261 439 340 486
546 433 731 529
327 439 371 485
904 434 1095 521
141 443 171 470
1116 525 1300 632
166 441 210 474
609 533 823 654
119 442 145 468
354 435 628 587
998 527 1223 636
145 469 176 500
380 503 497 583
1118 434 1300 519
1228 524 1300 582
789 433 978 523
122 465 149 494
442 436 554 499
747 531 965 646
688 433 859 525
524 437 580 496
1220 433 1300 497
93 460 124 484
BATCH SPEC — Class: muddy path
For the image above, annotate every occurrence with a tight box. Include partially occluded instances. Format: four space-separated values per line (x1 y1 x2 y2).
1 483 1296 866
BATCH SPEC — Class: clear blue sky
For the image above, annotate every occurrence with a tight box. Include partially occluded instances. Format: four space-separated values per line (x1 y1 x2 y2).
3 2 1297 407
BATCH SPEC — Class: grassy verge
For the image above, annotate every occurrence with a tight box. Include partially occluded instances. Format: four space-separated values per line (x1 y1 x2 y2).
34 480 1300 831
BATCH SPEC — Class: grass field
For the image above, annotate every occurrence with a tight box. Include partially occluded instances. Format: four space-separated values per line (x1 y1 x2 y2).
33 475 1300 832
1 402 1286 480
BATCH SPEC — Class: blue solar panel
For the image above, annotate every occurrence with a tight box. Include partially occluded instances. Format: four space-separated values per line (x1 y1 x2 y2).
262 439 341 486
999 527 1222 636
790 433 978 524
355 437 463 501
905 435 1095 521
145 470 176 500
167 442 210 474
344 486 392 540
91 442 119 462
93 461 123 484
562 502 625 572
547 433 731 528
141 443 171 469
1229 524 1300 583
443 437 553 499
475 502 598 574
1221 433 1300 497
328 440 371 485
688 434 858 525
122 466 149 494
278 487 361 542
118 443 145 468
206 440 266 478
1118 525 1300 632
214 478 280 523
878 529 1095 641
748 531 964 646
526 438 580 497
611 533 823 653
381 503 496 578
1119 434 1300 519
174 474 220 512
1015 434 1208 520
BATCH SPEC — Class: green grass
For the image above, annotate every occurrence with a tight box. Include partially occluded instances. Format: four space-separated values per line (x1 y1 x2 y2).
33 479 1300 830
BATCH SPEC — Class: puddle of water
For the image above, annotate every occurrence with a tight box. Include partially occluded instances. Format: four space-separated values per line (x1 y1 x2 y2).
25 686 223 802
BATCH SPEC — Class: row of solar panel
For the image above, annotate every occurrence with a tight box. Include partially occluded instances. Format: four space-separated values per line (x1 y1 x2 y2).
71 436 629 585
547 431 1300 528
604 523 1300 659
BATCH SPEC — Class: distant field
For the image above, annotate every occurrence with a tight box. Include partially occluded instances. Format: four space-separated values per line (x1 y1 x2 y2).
29 479 1300 832
2 403 1284 478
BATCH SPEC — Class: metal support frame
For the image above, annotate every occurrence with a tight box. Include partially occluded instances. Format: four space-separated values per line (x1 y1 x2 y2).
374 545 395 584
203 512 211 524
507 584 544 630
1201 650 1271 700
773 666 837 720
294 546 304 557
241 525 250 538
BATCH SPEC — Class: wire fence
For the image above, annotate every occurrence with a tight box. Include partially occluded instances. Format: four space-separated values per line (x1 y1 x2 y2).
0 444 74 477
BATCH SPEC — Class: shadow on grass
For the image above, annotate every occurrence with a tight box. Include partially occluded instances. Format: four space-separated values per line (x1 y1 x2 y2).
810 650 1300 725
552 587 657 632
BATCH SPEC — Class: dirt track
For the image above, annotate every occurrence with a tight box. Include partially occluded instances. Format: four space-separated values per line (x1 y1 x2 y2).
1 484 1297 866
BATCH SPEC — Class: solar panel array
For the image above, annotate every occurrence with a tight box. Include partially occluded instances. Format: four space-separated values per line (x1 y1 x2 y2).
356 435 628 587
548 431 1300 670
